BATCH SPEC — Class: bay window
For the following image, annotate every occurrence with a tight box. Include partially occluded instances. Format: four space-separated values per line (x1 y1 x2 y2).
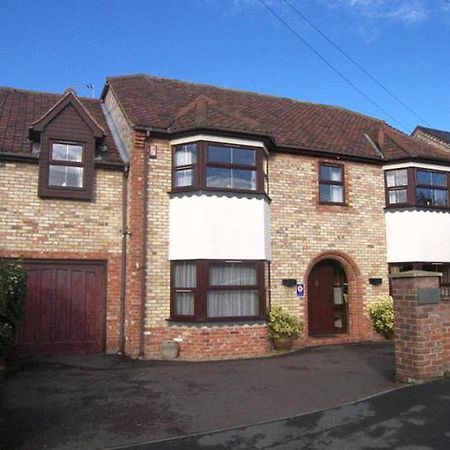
172 142 266 194
385 167 449 209
171 260 266 321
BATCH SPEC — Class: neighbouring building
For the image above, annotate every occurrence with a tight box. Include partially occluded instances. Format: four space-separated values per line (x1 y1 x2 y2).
1 74 449 360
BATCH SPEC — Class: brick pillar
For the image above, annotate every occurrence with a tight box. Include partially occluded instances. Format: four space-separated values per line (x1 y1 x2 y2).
391 270 444 383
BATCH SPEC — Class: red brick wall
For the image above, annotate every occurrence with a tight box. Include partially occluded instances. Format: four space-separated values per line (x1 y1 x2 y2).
392 272 449 382
144 325 270 360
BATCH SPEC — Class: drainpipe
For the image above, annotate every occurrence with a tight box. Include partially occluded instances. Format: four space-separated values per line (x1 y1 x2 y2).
139 131 150 358
119 163 130 354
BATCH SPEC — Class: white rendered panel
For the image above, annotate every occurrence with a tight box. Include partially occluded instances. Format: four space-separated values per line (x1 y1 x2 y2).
169 195 271 260
386 210 450 262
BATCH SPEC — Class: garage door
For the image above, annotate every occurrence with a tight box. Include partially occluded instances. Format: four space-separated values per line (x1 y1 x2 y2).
18 260 106 355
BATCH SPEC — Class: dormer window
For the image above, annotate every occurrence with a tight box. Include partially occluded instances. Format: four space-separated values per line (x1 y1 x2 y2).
49 142 84 188
32 90 105 201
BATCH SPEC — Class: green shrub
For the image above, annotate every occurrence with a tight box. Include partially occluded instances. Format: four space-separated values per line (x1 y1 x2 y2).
267 306 302 339
366 295 395 339
0 260 27 353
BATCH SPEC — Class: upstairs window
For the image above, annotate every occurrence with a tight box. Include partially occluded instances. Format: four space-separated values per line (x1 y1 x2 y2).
49 142 84 188
39 139 94 201
206 145 256 191
173 144 197 188
319 163 344 204
385 167 449 209
386 168 408 205
172 141 266 194
416 169 448 207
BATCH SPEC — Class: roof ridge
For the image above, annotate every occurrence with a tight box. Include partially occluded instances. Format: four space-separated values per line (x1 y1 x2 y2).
112 73 385 124
0 86 99 102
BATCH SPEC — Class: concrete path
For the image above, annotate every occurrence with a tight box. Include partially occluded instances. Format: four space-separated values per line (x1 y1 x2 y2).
0 342 396 450
131 378 450 449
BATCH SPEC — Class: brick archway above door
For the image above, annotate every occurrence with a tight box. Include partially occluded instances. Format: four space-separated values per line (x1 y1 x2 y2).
18 260 106 355
304 250 367 343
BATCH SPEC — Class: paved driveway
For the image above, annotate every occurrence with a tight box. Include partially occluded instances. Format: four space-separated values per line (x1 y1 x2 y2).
0 342 396 450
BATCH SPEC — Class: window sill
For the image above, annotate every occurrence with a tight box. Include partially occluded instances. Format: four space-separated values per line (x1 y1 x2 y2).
318 201 348 207
169 188 271 202
166 318 267 327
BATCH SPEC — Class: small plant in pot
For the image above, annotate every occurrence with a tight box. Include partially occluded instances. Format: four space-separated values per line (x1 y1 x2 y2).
267 306 303 351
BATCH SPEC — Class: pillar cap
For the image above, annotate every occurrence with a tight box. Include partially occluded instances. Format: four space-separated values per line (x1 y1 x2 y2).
390 270 442 279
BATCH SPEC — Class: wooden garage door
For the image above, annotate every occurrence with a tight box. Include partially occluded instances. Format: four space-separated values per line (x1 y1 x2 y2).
18 261 106 355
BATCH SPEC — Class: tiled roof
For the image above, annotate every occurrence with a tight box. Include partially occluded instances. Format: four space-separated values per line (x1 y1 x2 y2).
0 87 122 163
413 126 450 147
106 74 450 164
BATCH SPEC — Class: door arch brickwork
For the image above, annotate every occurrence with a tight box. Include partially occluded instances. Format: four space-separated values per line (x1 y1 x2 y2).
304 250 371 346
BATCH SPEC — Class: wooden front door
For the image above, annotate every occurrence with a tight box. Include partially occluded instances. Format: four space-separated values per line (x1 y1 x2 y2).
307 260 348 336
18 261 106 355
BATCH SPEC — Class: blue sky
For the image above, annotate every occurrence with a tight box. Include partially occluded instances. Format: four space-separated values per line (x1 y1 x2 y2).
1 0 449 133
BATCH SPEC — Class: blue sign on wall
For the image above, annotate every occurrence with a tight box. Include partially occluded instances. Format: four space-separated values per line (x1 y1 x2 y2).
296 281 305 298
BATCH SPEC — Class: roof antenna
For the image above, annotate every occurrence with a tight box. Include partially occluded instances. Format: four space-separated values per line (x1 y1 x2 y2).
67 84 95 98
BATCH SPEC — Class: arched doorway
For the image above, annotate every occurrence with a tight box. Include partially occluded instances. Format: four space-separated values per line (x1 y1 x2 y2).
307 259 348 336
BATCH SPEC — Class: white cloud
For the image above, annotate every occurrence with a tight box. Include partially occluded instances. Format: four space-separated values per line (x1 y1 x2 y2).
324 0 428 24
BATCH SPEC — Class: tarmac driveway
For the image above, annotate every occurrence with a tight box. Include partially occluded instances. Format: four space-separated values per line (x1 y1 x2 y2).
0 342 396 450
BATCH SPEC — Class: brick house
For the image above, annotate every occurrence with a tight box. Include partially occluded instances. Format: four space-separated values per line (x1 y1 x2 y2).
1 74 448 359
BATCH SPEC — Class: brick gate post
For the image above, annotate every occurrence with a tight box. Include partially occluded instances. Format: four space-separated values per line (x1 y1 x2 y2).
391 270 444 383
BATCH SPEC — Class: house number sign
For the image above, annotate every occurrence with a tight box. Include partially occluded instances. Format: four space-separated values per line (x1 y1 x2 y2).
296 281 305 298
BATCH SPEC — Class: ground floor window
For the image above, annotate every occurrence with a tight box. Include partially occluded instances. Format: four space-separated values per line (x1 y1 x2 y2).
171 260 267 321
389 263 450 300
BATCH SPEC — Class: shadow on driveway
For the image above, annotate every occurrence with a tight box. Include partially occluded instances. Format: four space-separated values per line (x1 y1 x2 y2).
0 342 396 450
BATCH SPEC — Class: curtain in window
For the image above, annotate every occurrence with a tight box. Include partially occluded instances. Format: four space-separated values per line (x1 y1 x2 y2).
174 144 196 167
176 293 194 315
209 263 256 286
174 261 196 288
386 169 408 187
207 290 259 317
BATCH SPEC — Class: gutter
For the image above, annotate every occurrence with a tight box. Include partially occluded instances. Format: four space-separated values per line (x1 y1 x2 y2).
119 163 130 354
139 131 150 358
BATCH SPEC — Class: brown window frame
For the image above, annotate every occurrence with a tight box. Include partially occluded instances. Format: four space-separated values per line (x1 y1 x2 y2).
170 260 267 322
171 141 266 195
318 162 345 205
39 139 93 201
385 167 450 210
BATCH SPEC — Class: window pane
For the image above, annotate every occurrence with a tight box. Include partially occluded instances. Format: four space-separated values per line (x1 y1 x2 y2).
206 167 231 188
208 145 255 166
174 144 196 167
207 290 259 318
386 169 408 187
389 189 407 204
233 169 256 190
175 168 194 187
52 143 82 162
174 261 196 288
49 165 83 188
175 293 194 315
208 145 232 164
416 188 448 206
320 184 343 203
209 263 257 286
417 170 447 187
320 165 342 182
233 148 255 165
